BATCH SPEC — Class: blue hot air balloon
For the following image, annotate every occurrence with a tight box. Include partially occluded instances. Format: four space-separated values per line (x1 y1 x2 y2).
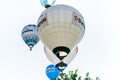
40 0 56 8
21 24 39 51
46 64 60 80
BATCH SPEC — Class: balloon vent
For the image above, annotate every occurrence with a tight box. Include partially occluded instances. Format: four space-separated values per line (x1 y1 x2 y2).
45 4 51 8
53 46 70 60
55 62 67 72
28 44 34 51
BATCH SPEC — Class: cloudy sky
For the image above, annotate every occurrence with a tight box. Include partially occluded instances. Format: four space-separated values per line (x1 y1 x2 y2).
0 0 120 80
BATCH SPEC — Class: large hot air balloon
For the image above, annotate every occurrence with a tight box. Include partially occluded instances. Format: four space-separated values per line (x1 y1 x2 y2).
46 64 60 80
37 4 85 60
21 24 39 51
44 46 78 72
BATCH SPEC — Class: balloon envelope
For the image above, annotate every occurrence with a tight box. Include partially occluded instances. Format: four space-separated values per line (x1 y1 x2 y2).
63 47 78 64
46 64 60 80
44 46 78 72
44 46 60 64
21 24 39 51
37 5 85 60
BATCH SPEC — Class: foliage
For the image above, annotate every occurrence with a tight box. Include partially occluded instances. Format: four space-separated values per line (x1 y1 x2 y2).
55 69 100 80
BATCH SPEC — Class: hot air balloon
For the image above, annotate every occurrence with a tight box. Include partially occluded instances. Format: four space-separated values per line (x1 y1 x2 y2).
44 46 78 72
46 64 60 80
37 4 85 60
40 0 56 8
44 46 60 64
56 47 78 72
21 24 39 51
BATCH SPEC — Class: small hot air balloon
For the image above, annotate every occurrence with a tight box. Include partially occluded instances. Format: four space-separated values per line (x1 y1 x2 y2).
44 46 78 72
21 24 39 51
40 0 56 8
46 64 60 80
56 47 78 72
37 5 85 60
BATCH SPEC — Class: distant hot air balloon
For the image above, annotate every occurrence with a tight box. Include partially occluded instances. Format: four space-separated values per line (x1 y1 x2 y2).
56 47 78 72
21 24 39 51
40 0 56 8
44 46 78 72
46 64 60 80
37 5 85 60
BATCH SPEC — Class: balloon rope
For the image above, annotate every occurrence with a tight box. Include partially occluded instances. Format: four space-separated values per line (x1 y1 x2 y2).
30 47 32 51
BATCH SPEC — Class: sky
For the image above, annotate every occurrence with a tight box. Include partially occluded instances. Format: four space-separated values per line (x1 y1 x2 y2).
0 0 120 80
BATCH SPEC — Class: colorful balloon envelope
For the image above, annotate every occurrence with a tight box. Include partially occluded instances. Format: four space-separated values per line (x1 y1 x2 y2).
46 64 60 80
44 46 78 72
37 5 85 60
21 24 39 51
